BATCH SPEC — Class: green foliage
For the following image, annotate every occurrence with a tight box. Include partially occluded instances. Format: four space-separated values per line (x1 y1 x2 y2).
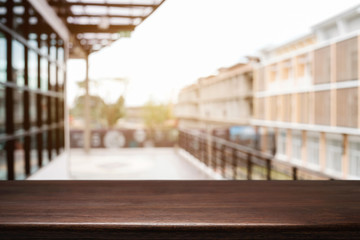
142 100 173 131
71 94 125 128
103 96 126 127
71 95 106 121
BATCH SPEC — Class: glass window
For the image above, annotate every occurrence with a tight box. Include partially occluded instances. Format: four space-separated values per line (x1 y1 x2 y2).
50 62 57 90
13 1 25 37
52 129 57 158
40 57 48 91
42 95 47 123
0 141 6 180
0 31 6 83
50 34 57 61
28 33 38 49
58 68 64 92
40 34 48 56
14 138 25 180
52 97 56 123
30 135 38 174
29 93 37 128
28 49 38 89
349 137 360 178
12 40 25 86
326 135 343 176
276 129 287 159
291 131 302 164
0 85 5 136
0 4 7 25
14 89 23 133
42 131 49 166
307 134 320 168
59 99 64 122
58 41 64 63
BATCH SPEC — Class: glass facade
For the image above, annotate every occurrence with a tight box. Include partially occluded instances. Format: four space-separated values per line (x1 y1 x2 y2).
0 1 66 180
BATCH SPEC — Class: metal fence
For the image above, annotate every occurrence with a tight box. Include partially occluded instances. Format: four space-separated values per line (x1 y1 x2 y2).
178 129 333 180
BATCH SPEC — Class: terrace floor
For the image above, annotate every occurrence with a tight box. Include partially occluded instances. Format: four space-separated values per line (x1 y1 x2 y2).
29 148 211 180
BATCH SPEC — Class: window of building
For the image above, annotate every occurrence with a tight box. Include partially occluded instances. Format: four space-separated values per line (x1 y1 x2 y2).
336 37 358 82
315 90 331 125
13 89 23 133
291 131 302 164
28 49 38 89
30 134 38 174
326 134 343 176
277 129 287 159
314 46 331 84
42 132 49 165
281 60 292 80
14 138 25 180
29 93 37 128
349 137 360 178
0 141 6 180
307 132 320 168
40 57 48 91
268 64 278 83
42 95 48 123
49 34 57 61
0 31 6 83
50 63 56 90
336 87 358 128
12 40 25 86
0 85 5 136
282 94 291 122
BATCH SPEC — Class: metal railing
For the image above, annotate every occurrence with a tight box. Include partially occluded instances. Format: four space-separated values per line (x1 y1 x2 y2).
178 129 333 180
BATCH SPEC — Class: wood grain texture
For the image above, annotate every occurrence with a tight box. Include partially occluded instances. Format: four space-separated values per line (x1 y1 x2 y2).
0 181 359 239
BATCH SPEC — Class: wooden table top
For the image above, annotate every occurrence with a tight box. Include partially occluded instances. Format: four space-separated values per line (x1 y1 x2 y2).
0 181 359 239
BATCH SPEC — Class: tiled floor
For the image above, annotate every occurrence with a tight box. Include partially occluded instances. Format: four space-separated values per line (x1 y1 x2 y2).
30 148 210 180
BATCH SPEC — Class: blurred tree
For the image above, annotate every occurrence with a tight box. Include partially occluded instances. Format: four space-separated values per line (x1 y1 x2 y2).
70 81 126 128
70 94 106 125
142 100 173 131
103 95 126 128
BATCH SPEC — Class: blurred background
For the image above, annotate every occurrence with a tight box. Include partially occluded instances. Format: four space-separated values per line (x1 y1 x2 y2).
1 0 360 180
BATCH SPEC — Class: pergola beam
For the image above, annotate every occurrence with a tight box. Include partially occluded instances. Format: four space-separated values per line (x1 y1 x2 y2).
49 2 157 8
60 14 146 19
67 24 136 33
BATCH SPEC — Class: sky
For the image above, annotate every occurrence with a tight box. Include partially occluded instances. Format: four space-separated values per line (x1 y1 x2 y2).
67 0 360 107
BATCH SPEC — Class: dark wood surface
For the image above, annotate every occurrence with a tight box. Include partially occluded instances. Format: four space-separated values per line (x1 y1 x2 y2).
0 181 359 239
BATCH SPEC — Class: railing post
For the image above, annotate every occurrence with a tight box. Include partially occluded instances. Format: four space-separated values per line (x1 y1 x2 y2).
185 133 191 154
203 138 208 165
232 148 237 180
292 167 298 180
247 153 252 180
221 144 226 178
212 140 217 171
266 158 271 180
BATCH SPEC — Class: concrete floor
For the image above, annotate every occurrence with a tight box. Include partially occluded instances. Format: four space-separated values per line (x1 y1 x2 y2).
30 148 211 180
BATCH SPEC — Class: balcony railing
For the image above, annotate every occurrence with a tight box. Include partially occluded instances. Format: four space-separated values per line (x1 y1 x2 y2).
178 129 333 180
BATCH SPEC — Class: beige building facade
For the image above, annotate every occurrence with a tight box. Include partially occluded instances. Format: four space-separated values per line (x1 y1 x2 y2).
253 5 360 180
176 61 254 130
177 5 360 180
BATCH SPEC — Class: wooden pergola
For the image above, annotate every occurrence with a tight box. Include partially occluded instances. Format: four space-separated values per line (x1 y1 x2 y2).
48 0 165 57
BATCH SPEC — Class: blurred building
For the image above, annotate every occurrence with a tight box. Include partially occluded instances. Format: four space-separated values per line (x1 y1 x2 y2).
176 61 255 131
253 5 360 179
177 5 360 180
